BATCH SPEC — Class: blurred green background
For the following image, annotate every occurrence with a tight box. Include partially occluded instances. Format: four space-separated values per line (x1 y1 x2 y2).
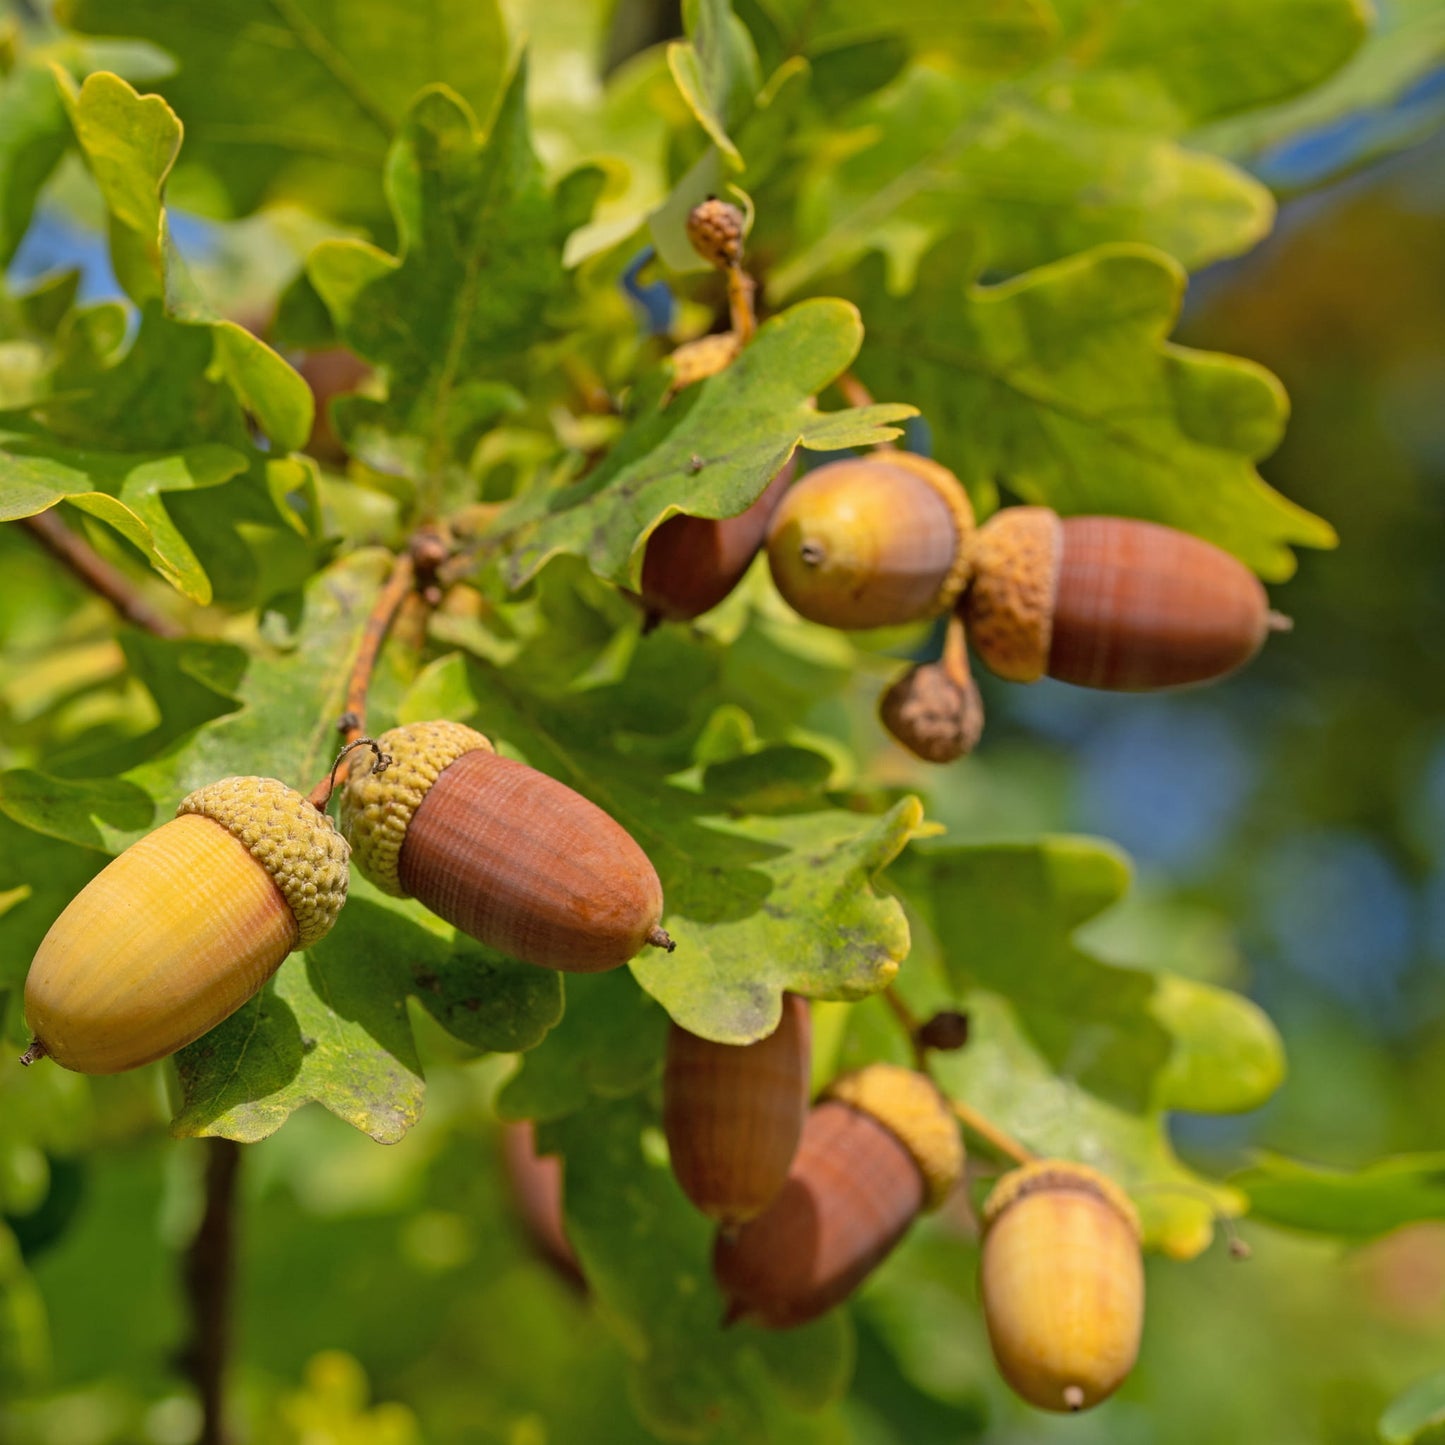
2 2 1444 1442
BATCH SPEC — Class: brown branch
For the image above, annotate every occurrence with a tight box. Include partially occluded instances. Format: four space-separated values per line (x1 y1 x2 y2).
725 264 756 345
882 985 927 1069
181 1138 242 1445
20 509 184 638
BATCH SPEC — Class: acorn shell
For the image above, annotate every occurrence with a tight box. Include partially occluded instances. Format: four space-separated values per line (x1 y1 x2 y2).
640 462 794 624
24 777 348 1075
1048 516 1271 690
980 1161 1144 1412
766 456 974 630
965 510 1273 690
343 723 667 973
663 992 811 1225
500 1120 584 1289
712 1098 924 1328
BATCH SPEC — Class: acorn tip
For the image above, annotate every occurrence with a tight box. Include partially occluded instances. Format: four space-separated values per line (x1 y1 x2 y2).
1267 610 1294 633
648 925 677 953
1063 1386 1085 1412
19 1039 46 1067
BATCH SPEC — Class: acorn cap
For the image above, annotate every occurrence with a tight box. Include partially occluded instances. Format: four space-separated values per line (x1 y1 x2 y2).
963 507 1062 683
982 1160 1141 1240
824 1063 963 1209
177 776 350 950
687 198 745 268
339 721 493 897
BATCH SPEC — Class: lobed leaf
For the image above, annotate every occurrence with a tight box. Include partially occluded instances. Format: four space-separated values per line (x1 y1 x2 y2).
849 242 1334 578
497 298 914 592
893 835 1286 1257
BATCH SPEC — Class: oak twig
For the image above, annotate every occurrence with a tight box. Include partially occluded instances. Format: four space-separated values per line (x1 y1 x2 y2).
20 510 184 639
180 1138 242 1445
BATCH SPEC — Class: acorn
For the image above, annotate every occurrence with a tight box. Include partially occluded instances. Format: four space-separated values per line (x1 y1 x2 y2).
500 1120 584 1289
713 1063 963 1328
663 992 811 1225
639 461 795 625
766 454 975 630
979 1160 1144 1413
22 776 349 1075
340 721 673 973
879 611 984 762
963 509 1281 690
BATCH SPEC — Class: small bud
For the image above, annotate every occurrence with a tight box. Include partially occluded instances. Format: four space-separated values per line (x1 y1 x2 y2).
917 1010 969 1051
879 661 984 762
686 199 745 269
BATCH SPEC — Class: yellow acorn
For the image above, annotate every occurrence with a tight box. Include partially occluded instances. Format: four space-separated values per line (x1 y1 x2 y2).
23 776 349 1075
341 721 672 973
979 1160 1145 1412
766 454 975 630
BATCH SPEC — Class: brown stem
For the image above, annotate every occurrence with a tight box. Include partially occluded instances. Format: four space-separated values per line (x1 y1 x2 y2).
949 1098 1036 1167
941 613 973 691
181 1138 242 1445
19 509 184 639
882 986 927 1069
725 265 756 345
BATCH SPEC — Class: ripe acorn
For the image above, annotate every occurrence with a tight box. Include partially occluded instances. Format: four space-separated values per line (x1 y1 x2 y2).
766 453 975 630
639 462 795 625
23 776 349 1074
340 721 673 973
714 1063 963 1327
979 1160 1144 1413
963 509 1279 690
663 992 811 1225
500 1120 584 1289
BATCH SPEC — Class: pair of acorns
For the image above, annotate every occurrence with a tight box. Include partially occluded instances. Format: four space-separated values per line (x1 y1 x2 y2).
641 450 1280 761
21 722 673 1075
661 1000 1144 1413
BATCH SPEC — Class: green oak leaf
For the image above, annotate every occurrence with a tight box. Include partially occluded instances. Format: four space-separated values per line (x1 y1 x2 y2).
1382 1367 1445 1445
0 54 72 267
750 0 1059 75
667 0 763 169
306 71 603 501
401 632 922 1044
1233 1152 1445 1239
849 242 1334 579
170 881 562 1144
892 836 1285 1258
539 1096 853 1439
496 298 914 592
770 64 1273 297
54 0 509 231
0 1220 49 1389
0 430 248 604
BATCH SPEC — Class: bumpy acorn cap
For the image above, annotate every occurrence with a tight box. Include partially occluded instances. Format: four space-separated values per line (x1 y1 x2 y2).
963 507 1063 682
982 1160 1141 1239
339 720 493 897
824 1063 964 1209
177 776 350 950
687 198 745 268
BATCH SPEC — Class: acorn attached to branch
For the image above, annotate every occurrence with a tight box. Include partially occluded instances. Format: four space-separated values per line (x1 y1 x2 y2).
963 509 1282 690
663 993 811 1226
979 1160 1145 1413
713 1063 963 1327
766 454 975 630
341 721 673 973
22 777 349 1074
639 461 796 626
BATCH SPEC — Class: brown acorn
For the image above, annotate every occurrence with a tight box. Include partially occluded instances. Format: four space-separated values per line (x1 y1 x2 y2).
341 721 672 973
963 509 1280 690
766 454 975 630
663 993 811 1225
500 1120 585 1289
639 461 795 625
979 1160 1144 1413
23 777 349 1074
713 1063 963 1327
